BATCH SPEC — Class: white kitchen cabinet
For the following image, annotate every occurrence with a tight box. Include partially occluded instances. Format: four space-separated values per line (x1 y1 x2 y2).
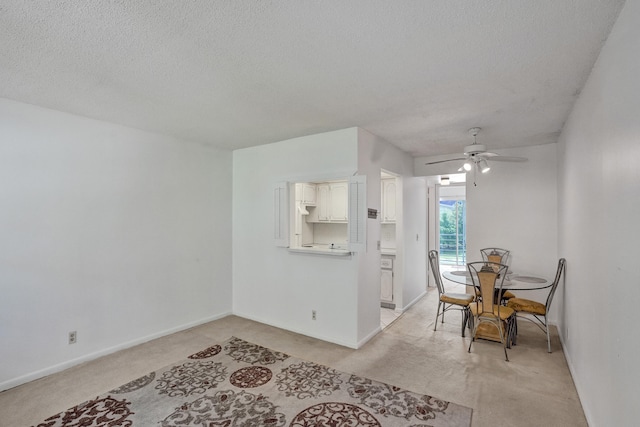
381 270 393 302
329 182 348 221
316 184 330 221
307 181 348 223
301 183 316 205
295 184 302 202
295 183 316 205
381 178 397 223
381 256 394 303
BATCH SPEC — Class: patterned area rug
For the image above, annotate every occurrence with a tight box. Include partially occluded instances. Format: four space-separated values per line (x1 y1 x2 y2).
35 337 472 426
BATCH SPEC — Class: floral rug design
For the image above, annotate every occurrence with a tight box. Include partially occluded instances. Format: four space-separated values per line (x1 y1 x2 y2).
34 337 472 426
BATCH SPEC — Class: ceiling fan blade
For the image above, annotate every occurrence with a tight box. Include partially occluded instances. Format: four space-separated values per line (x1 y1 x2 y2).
478 152 527 162
425 157 466 165
487 155 528 162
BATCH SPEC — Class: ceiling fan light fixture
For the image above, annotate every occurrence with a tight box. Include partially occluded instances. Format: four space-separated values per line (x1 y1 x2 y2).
480 159 491 173
423 127 527 176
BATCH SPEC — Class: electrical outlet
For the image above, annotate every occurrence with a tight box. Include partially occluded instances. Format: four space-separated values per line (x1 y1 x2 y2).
312 310 317 321
68 331 77 344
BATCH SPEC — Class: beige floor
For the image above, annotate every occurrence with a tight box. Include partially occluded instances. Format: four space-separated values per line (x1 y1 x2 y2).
0 284 586 427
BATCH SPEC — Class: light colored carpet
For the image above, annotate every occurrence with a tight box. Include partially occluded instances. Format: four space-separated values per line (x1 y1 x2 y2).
33 337 472 426
0 285 587 427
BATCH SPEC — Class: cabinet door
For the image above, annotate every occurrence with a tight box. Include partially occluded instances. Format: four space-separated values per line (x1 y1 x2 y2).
329 182 348 221
381 269 393 302
316 184 330 221
294 183 303 202
302 183 316 205
382 179 396 222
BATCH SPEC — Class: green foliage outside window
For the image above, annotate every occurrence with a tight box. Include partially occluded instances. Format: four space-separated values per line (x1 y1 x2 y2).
439 200 466 264
440 200 465 236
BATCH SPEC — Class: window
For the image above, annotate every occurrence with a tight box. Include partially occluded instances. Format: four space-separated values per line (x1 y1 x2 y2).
439 198 466 265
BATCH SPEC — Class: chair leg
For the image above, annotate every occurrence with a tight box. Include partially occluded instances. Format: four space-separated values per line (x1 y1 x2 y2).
434 301 442 331
461 308 468 337
468 316 476 353
498 322 509 362
545 315 551 353
508 317 516 348
504 320 511 349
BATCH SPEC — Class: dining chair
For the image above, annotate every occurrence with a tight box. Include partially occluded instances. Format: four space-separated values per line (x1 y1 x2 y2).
480 247 510 264
507 258 566 353
467 261 515 361
480 247 515 304
429 250 474 337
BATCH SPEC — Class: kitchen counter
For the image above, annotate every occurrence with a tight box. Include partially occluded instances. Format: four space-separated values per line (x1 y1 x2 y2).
288 244 351 257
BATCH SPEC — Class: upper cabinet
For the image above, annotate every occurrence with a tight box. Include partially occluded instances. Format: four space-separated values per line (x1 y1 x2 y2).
316 184 330 221
301 183 316 205
329 182 348 221
307 181 348 223
295 183 316 205
381 178 397 223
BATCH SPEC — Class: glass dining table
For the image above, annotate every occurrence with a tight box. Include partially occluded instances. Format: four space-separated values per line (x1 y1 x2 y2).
442 270 549 291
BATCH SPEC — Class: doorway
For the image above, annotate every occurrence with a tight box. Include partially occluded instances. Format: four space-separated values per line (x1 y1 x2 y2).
427 175 467 288
438 185 466 267
380 170 401 329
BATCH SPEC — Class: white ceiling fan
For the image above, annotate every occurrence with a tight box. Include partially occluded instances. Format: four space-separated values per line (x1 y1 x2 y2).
425 127 527 184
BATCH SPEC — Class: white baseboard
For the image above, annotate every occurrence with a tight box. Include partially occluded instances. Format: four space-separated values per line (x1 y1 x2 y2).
233 311 360 349
356 325 382 349
0 311 231 392
399 289 427 312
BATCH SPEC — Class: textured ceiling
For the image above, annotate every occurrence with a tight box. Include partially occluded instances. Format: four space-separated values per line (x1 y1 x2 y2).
0 1 625 157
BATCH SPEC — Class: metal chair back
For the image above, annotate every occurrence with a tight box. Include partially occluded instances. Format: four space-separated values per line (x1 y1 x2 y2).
428 250 445 295
468 261 509 316
546 258 566 312
480 247 510 266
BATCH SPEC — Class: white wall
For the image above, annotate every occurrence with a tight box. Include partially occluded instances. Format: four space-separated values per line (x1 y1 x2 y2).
557 0 640 424
357 129 425 320
0 98 233 391
313 223 348 245
400 176 428 309
466 144 559 313
232 128 361 347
